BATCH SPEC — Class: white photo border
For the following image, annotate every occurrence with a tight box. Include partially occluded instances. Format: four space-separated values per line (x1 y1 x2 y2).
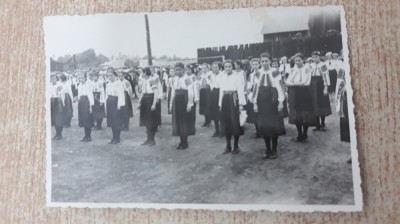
44 5 363 212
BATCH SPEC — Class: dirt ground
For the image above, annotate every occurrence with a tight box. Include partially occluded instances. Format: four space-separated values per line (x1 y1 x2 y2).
51 97 354 205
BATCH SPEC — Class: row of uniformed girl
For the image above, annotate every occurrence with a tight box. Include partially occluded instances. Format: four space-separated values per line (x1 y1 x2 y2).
50 68 134 144
161 51 340 159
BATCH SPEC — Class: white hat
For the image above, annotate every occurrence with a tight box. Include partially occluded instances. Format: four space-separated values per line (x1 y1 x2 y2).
326 52 332 56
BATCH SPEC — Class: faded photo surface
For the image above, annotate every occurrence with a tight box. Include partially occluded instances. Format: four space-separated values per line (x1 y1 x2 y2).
44 6 362 211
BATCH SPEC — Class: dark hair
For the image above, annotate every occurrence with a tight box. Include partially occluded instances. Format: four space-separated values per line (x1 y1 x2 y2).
234 60 242 69
271 58 279 67
223 60 235 70
59 74 67 81
311 51 321 56
175 62 185 69
260 52 271 60
143 67 151 76
212 61 222 69
293 53 305 60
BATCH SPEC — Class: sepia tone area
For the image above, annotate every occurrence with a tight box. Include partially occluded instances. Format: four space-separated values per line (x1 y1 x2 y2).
0 0 399 224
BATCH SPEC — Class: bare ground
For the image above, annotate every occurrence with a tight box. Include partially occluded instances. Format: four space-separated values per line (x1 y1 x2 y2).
51 98 354 205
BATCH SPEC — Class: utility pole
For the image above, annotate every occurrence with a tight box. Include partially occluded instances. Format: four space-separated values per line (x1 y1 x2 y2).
145 14 153 66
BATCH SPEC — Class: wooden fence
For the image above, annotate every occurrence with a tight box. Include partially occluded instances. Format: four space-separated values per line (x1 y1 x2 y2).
197 34 342 64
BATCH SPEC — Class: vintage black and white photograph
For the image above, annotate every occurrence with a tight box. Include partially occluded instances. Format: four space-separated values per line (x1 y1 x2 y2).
44 6 362 211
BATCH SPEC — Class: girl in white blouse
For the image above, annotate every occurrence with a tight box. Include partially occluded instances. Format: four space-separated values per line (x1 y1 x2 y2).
137 67 161 146
105 69 125 144
77 73 95 142
59 74 74 128
285 53 316 143
50 74 65 140
209 62 223 137
198 63 212 127
310 51 332 131
253 53 286 160
219 60 246 155
169 62 196 150
91 72 106 130
118 72 133 131
245 58 261 138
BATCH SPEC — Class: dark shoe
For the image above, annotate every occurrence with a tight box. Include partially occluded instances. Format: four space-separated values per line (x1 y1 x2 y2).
232 146 240 154
179 144 188 150
52 135 58 140
113 139 120 144
313 127 321 131
108 139 115 144
292 136 303 142
301 135 308 143
255 133 261 139
85 137 92 142
263 152 271 160
320 126 327 131
141 140 150 145
148 140 156 146
55 135 62 140
212 132 219 137
270 153 278 160
223 146 232 154
80 137 87 142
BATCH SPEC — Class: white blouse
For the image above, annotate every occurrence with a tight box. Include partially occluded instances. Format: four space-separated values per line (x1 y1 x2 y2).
120 79 133 97
311 62 331 86
218 71 246 107
169 74 195 108
91 80 105 104
50 82 64 99
210 71 223 90
279 63 291 74
77 82 94 106
285 65 312 86
254 68 285 103
199 71 212 88
141 75 160 94
106 81 125 108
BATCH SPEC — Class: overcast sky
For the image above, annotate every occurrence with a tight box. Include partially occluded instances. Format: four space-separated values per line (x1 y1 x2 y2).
44 8 269 59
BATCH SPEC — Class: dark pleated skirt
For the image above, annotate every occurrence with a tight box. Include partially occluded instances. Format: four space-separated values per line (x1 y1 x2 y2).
51 98 64 127
71 84 78 97
139 93 160 131
209 88 220 121
199 87 212 115
92 92 105 120
220 91 244 136
340 93 350 142
311 76 332 116
172 89 196 136
288 86 317 126
78 95 94 128
106 96 123 130
167 88 172 114
256 86 286 137
63 93 73 121
120 91 133 121
244 100 257 124
328 70 338 93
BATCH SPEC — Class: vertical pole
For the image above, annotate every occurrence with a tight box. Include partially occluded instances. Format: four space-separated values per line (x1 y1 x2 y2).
145 14 153 66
